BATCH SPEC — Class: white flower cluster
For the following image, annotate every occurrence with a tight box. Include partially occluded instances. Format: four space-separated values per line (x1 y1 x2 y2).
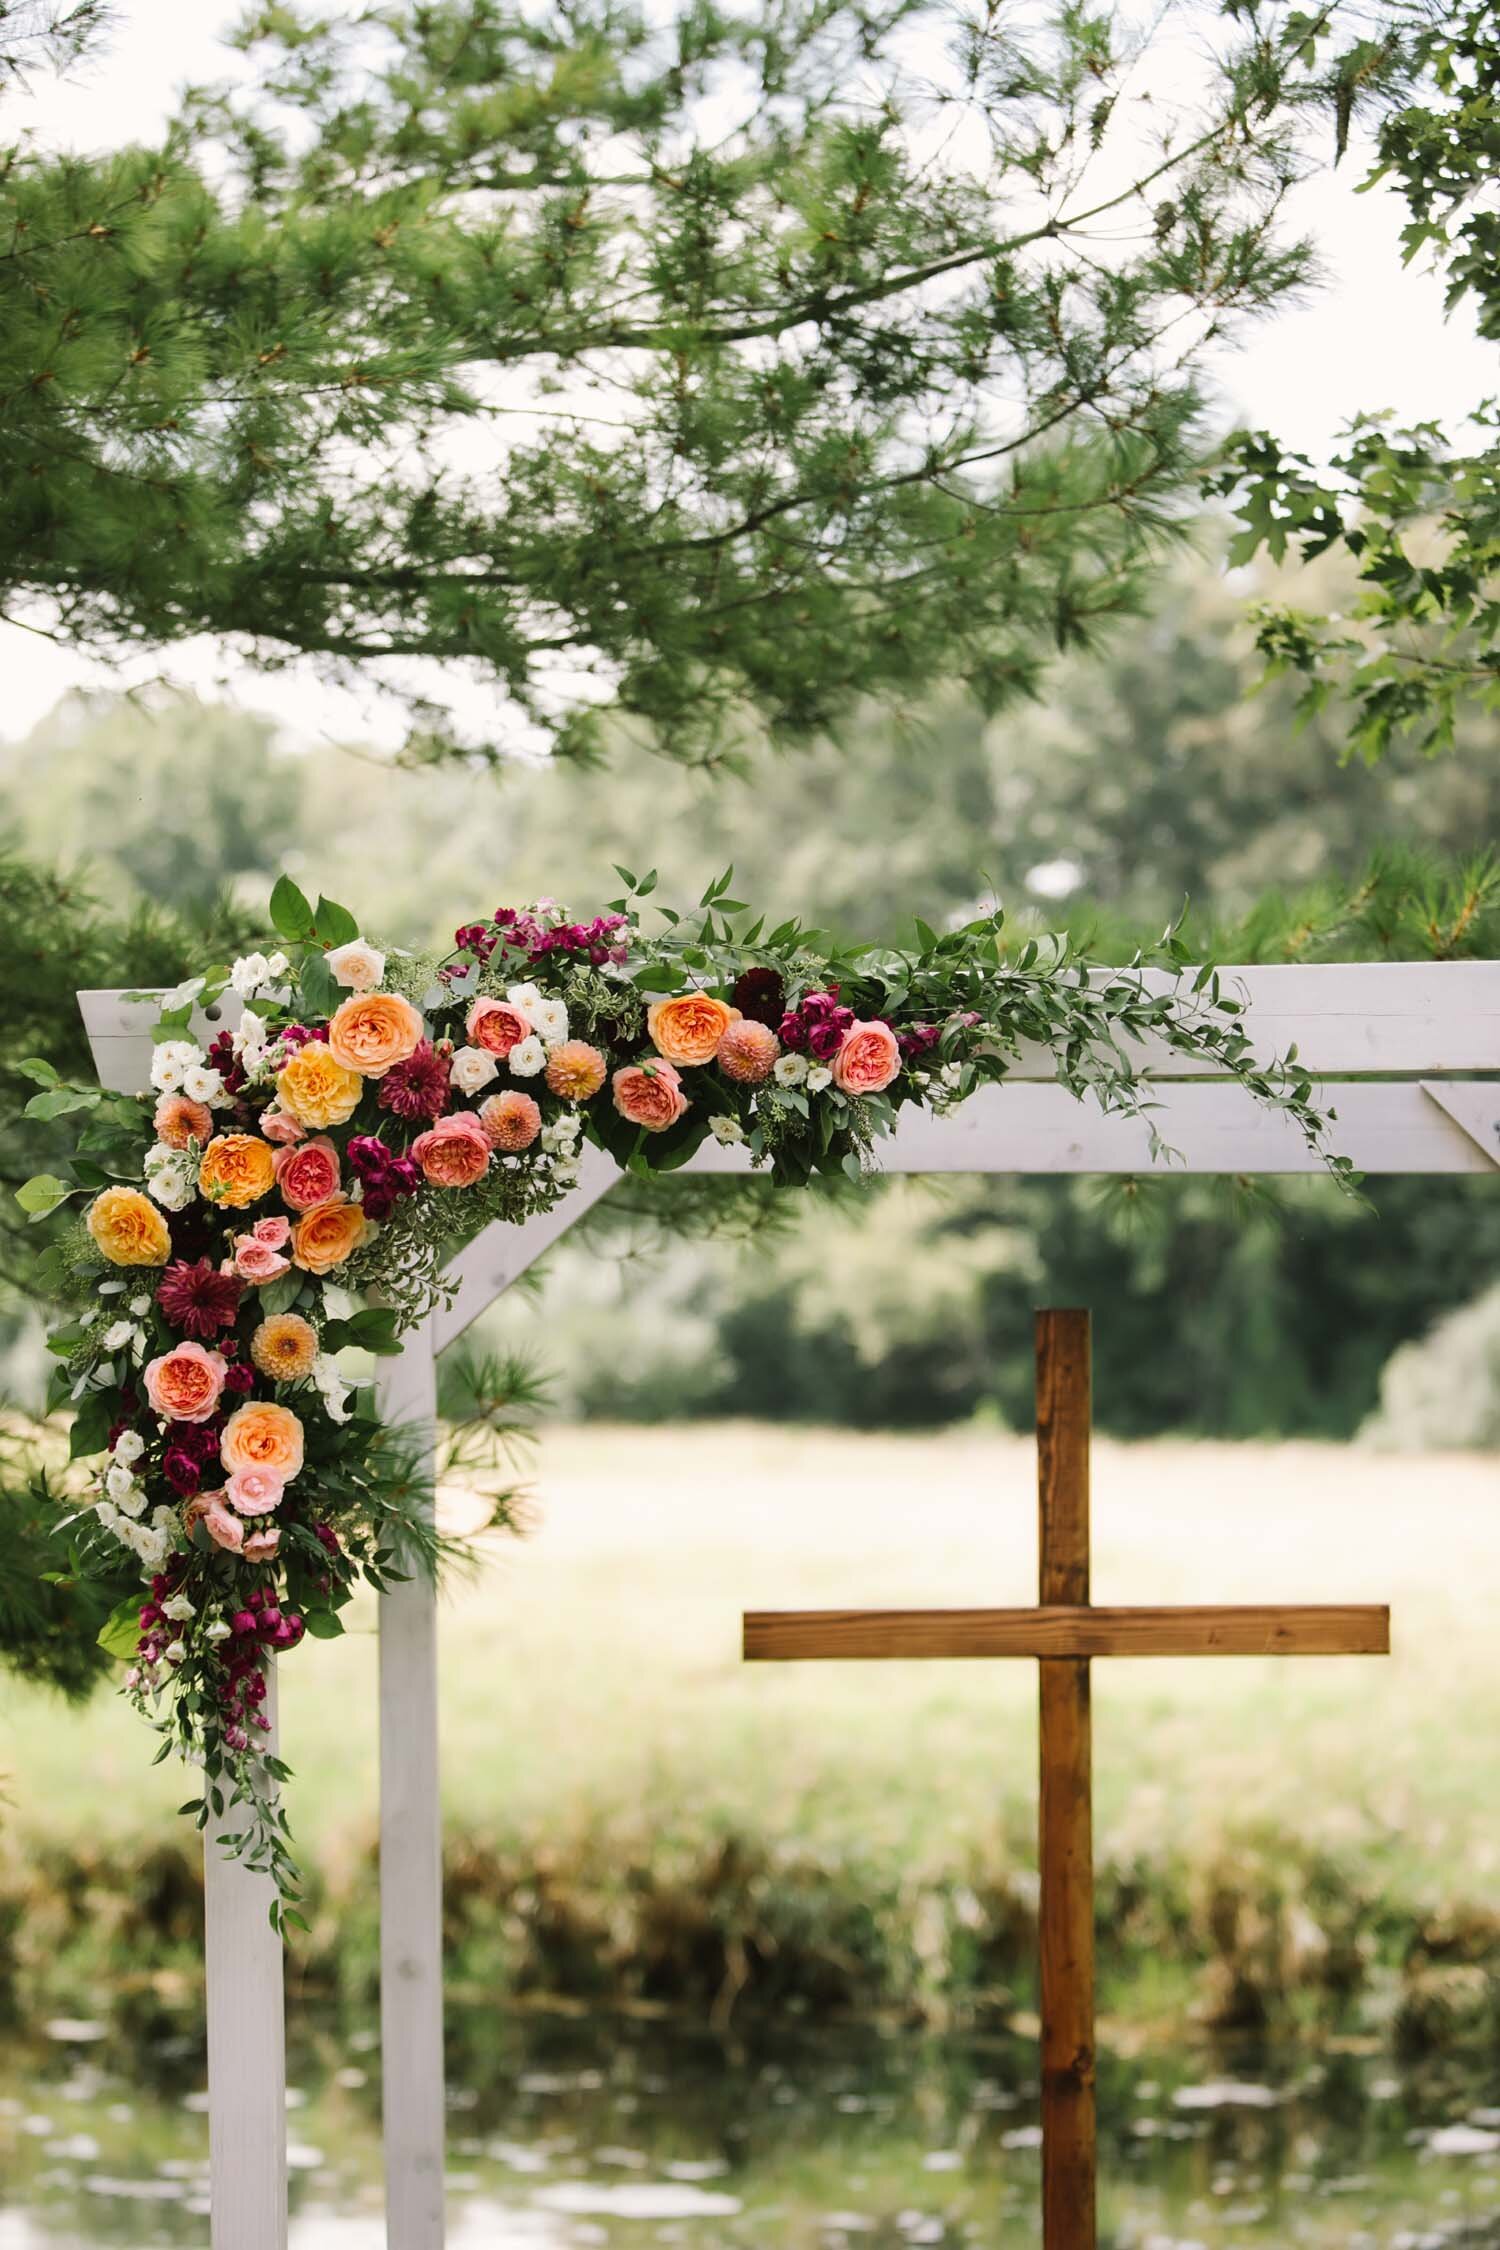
229 951 291 1000
771 1055 833 1093
148 1038 230 1107
311 1352 353 1425
539 1106 583 1184
94 1432 180 1576
144 1141 196 1210
913 1061 966 1116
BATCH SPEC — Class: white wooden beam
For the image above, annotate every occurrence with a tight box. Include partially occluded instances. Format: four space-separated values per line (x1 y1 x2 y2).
375 1323 447 2250
205 1664 287 2250
431 1142 619 1352
1421 1080 1500 1169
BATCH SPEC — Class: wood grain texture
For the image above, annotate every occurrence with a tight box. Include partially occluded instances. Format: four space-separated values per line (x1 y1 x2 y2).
205 1663 287 2250
377 1325 447 2250
742 1604 1391 1660
1035 1312 1096 2250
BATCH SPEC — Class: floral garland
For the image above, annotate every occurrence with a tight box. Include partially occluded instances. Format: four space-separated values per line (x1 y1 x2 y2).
19 874 1350 1919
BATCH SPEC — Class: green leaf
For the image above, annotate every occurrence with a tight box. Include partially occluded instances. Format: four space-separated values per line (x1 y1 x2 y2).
299 952 340 1020
269 874 316 940
24 1087 98 1121
301 1610 345 1640
16 1056 60 1088
70 1392 113 1459
15 1173 71 1218
314 895 360 948
98 1597 145 1662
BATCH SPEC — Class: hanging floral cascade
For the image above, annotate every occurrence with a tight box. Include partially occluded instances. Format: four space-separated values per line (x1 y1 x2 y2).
18 874 1351 1920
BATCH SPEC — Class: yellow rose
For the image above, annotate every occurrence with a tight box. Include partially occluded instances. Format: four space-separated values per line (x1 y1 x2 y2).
276 1041 364 1129
290 1193 368 1274
86 1185 171 1267
326 992 424 1078
198 1133 276 1209
646 992 739 1067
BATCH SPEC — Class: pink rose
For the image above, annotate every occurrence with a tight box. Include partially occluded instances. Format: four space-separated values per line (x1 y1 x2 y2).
259 1108 306 1146
410 1110 492 1187
204 1499 244 1553
225 1466 284 1518
143 1340 227 1424
612 1059 689 1133
273 1134 341 1212
243 1527 281 1562
232 1235 291 1284
831 1020 902 1096
466 997 532 1058
252 1216 291 1249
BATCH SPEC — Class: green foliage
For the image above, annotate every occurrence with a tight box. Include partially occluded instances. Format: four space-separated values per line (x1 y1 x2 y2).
1216 3 1500 760
0 0 1421 767
0 1423 132 1701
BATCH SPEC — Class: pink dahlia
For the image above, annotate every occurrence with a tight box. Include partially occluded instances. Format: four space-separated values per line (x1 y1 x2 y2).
377 1039 451 1121
157 1258 244 1339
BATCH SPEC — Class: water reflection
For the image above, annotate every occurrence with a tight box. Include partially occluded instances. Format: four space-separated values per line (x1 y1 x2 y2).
3 2009 1500 2247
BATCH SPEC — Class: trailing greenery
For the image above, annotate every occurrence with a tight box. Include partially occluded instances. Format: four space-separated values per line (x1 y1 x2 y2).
0 0 1433 768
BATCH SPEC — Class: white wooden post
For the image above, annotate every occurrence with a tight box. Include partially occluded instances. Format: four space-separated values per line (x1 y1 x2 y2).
204 1663 288 2250
376 1320 447 2248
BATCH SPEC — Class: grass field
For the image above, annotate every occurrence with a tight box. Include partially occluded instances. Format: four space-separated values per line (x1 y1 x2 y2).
4 1421 1496 1907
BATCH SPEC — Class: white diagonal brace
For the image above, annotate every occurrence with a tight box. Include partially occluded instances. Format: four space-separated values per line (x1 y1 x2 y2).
1419 1081 1500 1170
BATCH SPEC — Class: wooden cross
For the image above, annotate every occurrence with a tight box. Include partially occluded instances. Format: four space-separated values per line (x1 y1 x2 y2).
743 1309 1390 2250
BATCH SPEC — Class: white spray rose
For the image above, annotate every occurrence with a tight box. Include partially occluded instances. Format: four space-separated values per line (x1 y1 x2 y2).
230 953 272 998
449 1044 499 1095
181 1063 225 1106
144 1143 195 1211
709 1115 745 1145
162 1595 195 1623
506 983 544 1015
326 939 386 992
530 997 569 1047
149 1039 201 1094
508 1035 547 1078
773 1053 809 1088
113 1429 145 1468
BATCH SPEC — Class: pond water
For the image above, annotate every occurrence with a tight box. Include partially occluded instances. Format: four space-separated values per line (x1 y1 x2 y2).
3 2009 1500 2249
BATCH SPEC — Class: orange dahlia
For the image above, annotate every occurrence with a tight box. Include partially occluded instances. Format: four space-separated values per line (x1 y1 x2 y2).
251 1313 320 1382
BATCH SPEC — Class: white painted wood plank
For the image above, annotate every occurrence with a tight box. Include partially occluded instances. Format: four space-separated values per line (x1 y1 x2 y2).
1421 1080 1500 1169
680 1079 1500 1176
376 1324 446 2250
205 1663 287 2250
432 1143 619 1352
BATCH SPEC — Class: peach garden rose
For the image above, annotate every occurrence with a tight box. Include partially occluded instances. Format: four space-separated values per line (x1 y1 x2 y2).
290 1194 368 1274
831 1020 902 1096
326 992 424 1077
612 1057 689 1132
220 1400 305 1484
143 1341 227 1424
646 992 739 1067
466 996 532 1058
411 1110 492 1185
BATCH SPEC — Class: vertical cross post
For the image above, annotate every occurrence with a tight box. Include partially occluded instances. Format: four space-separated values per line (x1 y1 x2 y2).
1035 1310 1095 2250
376 1319 447 2249
204 1664 288 2250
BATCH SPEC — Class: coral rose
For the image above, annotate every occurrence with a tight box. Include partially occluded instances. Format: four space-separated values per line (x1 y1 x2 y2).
199 1134 277 1209
276 1042 363 1130
204 1499 244 1553
544 1039 607 1101
251 1312 319 1381
231 1233 290 1283
467 996 534 1057
259 1106 306 1145
716 1019 780 1085
646 993 739 1067
612 1058 689 1133
478 1090 542 1151
221 1401 304 1484
86 1185 171 1267
143 1341 227 1424
244 1527 281 1562
291 1195 368 1274
327 992 424 1078
153 1093 214 1150
411 1110 492 1186
273 1134 341 1212
225 1465 284 1517
831 1020 902 1096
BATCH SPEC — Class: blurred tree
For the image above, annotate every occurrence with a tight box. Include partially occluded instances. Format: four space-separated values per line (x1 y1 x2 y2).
0 0 1422 769
1217 2 1499 760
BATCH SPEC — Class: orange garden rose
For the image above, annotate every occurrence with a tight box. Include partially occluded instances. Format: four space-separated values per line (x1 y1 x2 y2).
327 992 424 1077
220 1400 305 1484
251 1312 320 1382
153 1092 215 1149
275 1042 364 1129
86 1185 171 1266
198 1133 277 1209
646 992 739 1067
544 1039 607 1101
612 1058 689 1132
466 997 532 1058
290 1194 368 1274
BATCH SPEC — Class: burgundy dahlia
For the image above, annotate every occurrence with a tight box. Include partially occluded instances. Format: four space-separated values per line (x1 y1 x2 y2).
377 1040 450 1121
732 966 786 1026
157 1258 244 1339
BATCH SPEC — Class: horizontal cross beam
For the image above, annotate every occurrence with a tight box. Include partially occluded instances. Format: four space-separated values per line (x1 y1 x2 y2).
743 1603 1391 1662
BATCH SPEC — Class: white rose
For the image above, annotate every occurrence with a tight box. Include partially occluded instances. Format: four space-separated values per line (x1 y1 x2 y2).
508 1035 547 1078
104 1460 136 1502
530 997 569 1047
235 1009 269 1057
117 1484 149 1520
449 1044 500 1095
163 1638 187 1665
95 1500 122 1533
150 1506 177 1535
709 1114 745 1144
266 951 290 980
506 983 544 1015
144 1144 195 1212
181 1063 224 1106
162 1595 195 1623
128 1295 151 1317
327 939 386 992
149 1039 201 1094
773 1053 809 1088
807 1065 833 1093
101 1320 137 1353
114 1429 145 1467
553 1157 581 1186
205 1617 232 1644
137 1529 172 1573
230 953 271 998
313 1354 353 1424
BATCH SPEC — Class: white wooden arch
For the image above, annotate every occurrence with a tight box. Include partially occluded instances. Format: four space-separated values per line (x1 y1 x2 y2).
77 959 1500 2250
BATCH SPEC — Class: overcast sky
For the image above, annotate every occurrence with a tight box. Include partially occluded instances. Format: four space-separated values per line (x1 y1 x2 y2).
2 0 1491 747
